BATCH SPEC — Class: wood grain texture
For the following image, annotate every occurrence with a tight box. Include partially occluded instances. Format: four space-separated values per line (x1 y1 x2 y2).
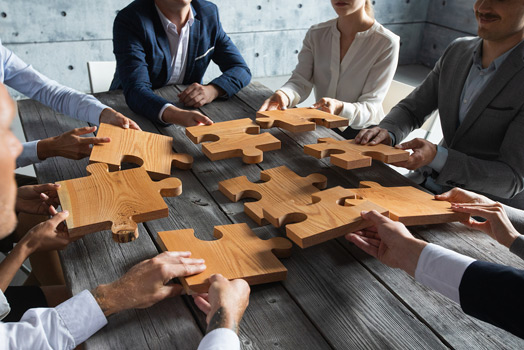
57 163 182 243
264 186 389 248
186 118 281 163
256 107 348 132
304 137 409 170
157 223 292 294
346 181 469 226
90 123 192 180
218 165 327 225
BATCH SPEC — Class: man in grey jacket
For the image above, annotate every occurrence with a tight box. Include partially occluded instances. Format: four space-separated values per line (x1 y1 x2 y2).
356 0 524 209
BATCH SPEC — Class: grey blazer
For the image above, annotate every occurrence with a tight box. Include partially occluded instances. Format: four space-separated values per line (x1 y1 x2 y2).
380 37 524 208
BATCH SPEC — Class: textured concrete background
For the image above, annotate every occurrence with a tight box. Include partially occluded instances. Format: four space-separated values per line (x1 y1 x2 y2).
0 0 476 96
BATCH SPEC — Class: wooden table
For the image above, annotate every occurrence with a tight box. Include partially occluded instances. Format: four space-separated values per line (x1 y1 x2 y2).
18 83 524 349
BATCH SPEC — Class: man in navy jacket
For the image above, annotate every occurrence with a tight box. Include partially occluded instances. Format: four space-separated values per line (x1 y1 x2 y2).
110 0 251 125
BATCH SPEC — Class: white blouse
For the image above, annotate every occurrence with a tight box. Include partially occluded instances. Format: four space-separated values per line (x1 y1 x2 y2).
280 19 400 129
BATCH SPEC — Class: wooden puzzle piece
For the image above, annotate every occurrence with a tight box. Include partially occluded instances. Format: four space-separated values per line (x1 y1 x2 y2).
157 223 292 294
256 107 349 132
263 186 389 248
218 166 327 225
185 118 281 163
57 163 182 243
304 137 409 170
345 181 470 226
90 123 193 180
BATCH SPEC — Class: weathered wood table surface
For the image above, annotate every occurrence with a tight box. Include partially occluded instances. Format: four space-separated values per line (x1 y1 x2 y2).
18 83 524 349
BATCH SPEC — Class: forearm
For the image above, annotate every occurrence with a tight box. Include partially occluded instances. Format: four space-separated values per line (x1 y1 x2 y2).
503 204 524 234
0 242 32 291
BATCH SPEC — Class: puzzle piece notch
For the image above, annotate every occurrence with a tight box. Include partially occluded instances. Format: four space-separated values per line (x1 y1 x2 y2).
263 186 389 248
344 181 470 226
186 119 281 164
304 137 409 170
90 123 193 180
256 107 349 132
218 166 327 225
157 223 292 294
57 163 182 243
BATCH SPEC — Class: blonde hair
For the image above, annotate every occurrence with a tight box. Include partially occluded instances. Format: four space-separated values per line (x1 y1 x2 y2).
365 0 375 18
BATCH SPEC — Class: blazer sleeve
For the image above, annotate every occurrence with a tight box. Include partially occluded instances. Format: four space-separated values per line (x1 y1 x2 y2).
112 12 170 121
207 9 251 98
459 261 524 339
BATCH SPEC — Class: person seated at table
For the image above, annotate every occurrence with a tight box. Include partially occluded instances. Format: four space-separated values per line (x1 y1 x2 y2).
436 188 524 261
0 39 140 169
110 0 251 126
347 210 524 339
0 83 251 349
354 0 524 209
259 0 399 140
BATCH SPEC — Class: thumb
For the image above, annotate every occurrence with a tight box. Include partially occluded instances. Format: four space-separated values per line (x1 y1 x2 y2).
70 126 97 136
195 115 213 125
361 210 390 226
164 284 184 299
48 210 69 227
397 139 420 150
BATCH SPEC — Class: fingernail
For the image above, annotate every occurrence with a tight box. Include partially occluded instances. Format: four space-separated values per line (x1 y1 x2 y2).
63 210 69 214
124 124 129 129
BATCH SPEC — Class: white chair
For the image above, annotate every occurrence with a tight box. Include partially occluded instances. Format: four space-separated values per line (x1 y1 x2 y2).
87 61 117 93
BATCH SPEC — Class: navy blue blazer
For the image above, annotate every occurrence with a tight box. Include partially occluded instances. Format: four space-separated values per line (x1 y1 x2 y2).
110 0 251 121
459 261 524 339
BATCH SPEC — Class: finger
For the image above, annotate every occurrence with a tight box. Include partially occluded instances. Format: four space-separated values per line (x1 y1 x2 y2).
33 183 60 194
160 251 192 259
208 273 227 285
48 210 69 226
259 99 271 111
194 114 213 126
346 234 379 258
179 84 199 101
434 189 456 202
361 129 381 145
70 126 97 136
396 139 420 151
48 205 58 216
169 262 206 278
79 136 111 145
361 210 391 226
193 295 212 315
128 119 141 131
163 284 185 299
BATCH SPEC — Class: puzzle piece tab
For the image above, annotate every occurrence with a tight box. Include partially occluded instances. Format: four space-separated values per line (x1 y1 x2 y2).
346 181 470 226
304 137 409 170
185 118 281 163
90 123 192 180
157 223 292 293
219 166 327 225
256 107 349 132
57 163 182 243
263 186 389 248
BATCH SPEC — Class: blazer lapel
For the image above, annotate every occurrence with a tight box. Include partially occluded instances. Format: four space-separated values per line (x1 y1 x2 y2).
451 41 524 147
152 4 173 84
184 6 200 83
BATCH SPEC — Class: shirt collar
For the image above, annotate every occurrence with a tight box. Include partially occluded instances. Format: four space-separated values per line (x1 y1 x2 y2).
473 39 522 72
155 5 194 33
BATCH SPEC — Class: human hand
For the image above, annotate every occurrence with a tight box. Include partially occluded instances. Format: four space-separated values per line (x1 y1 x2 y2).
345 210 427 276
193 274 250 334
435 188 495 205
99 108 141 130
450 203 521 248
178 83 223 108
392 138 437 170
354 127 392 145
312 97 344 115
19 209 72 254
16 183 61 215
258 90 290 111
162 105 213 127
37 126 110 160
92 251 206 317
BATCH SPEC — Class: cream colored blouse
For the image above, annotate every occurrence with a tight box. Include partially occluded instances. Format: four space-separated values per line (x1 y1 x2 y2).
280 19 400 129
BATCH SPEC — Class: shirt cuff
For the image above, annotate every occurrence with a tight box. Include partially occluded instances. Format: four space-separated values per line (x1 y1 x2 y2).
415 243 475 304
87 102 107 126
388 132 396 146
17 140 42 168
428 145 448 173
158 103 174 124
278 87 300 108
197 328 240 350
55 290 108 346
510 235 524 261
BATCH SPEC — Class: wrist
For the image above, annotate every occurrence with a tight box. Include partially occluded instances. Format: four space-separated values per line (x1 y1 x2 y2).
207 306 240 334
162 105 183 125
13 238 35 259
207 84 223 100
91 283 123 317
36 138 56 160
401 238 428 277
504 230 521 249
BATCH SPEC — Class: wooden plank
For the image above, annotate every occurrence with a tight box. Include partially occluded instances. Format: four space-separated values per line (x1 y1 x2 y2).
16 99 204 350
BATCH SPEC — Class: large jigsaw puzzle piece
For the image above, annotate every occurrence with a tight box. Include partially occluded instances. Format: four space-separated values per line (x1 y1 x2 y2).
263 186 389 248
256 107 349 132
186 118 281 163
57 163 182 243
346 181 470 226
90 123 193 180
219 166 327 225
304 137 409 170
157 223 292 293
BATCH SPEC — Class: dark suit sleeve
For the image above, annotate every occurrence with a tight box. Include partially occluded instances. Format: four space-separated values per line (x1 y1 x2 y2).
207 9 251 98
112 11 170 122
459 261 524 338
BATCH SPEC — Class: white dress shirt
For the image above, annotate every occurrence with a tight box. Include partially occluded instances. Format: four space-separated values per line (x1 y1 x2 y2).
0 289 239 349
279 19 399 129
0 39 108 168
155 6 195 123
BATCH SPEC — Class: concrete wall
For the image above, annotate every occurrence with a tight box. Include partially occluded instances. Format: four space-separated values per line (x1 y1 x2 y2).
0 0 476 96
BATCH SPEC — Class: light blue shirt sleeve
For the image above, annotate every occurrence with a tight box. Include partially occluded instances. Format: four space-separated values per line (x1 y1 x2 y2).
17 140 42 168
197 328 240 350
0 290 107 350
427 145 449 173
0 41 107 125
415 243 475 304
